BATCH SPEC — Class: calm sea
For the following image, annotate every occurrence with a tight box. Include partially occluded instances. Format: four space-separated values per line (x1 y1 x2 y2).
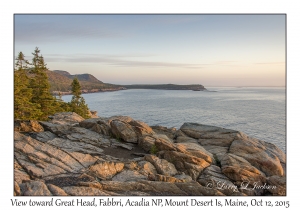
62 87 286 152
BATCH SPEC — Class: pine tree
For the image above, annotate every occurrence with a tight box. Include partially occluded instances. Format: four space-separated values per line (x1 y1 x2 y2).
56 91 72 112
14 52 42 119
71 77 81 98
28 47 61 120
14 47 86 120
69 77 90 118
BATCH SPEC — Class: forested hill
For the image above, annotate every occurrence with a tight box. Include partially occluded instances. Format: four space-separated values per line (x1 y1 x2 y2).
46 70 207 93
53 70 103 83
46 70 124 93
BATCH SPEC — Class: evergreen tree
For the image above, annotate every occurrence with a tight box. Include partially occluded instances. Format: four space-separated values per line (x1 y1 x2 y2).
69 77 90 118
71 77 81 98
56 91 72 112
14 47 87 120
28 47 62 120
14 52 42 119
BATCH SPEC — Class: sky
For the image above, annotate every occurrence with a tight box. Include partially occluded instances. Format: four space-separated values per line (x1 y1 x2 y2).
14 14 286 87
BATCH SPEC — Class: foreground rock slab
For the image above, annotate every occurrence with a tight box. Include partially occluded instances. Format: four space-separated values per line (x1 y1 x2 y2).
14 112 286 196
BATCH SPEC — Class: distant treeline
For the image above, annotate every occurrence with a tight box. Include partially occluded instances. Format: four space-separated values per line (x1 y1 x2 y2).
123 84 206 91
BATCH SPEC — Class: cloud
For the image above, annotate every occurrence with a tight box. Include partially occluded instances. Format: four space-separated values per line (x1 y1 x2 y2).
44 53 204 69
14 15 125 43
18 51 237 70
14 14 205 44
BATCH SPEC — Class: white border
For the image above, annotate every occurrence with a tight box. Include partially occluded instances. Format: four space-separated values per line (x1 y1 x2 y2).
2 0 299 209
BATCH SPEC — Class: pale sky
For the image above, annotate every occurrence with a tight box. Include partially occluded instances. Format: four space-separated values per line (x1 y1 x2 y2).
14 14 285 86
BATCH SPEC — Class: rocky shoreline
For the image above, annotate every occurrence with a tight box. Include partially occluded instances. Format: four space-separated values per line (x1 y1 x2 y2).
52 87 125 96
14 112 286 196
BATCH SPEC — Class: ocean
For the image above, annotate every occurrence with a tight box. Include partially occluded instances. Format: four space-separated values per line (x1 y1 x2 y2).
62 87 286 152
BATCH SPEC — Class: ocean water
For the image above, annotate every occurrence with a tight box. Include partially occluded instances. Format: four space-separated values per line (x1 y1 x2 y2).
62 87 286 152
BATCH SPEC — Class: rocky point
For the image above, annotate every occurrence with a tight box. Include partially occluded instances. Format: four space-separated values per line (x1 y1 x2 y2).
14 112 286 196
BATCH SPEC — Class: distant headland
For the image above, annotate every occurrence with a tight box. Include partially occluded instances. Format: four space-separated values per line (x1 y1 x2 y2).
47 70 206 95
123 84 206 91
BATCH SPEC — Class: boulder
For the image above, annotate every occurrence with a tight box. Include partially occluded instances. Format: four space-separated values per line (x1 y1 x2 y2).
110 120 138 143
79 118 111 136
109 116 154 143
180 123 239 147
154 137 177 151
202 145 228 161
138 136 156 152
151 125 176 140
144 155 178 176
128 120 154 136
39 121 72 136
180 122 286 178
107 116 135 124
88 162 124 180
160 151 211 180
138 161 157 176
155 137 214 164
229 138 284 176
176 136 199 144
260 140 286 164
221 153 267 188
174 129 189 138
48 112 85 125
139 134 173 153
175 142 214 164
